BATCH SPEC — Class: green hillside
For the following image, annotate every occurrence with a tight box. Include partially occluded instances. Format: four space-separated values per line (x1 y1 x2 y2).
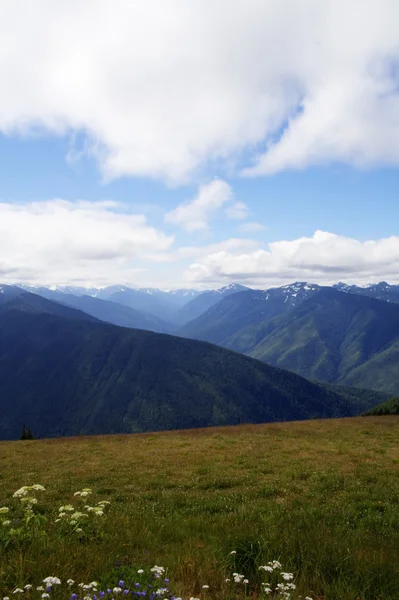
179 287 399 395
365 396 399 415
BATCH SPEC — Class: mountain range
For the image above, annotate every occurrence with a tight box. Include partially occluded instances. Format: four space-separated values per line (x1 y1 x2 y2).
0 285 388 440
177 282 399 395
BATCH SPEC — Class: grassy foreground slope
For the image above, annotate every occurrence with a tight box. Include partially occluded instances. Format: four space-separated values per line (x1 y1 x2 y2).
1 417 399 600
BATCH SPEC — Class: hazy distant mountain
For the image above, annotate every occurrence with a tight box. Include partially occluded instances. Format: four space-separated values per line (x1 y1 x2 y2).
0 291 385 440
99 287 180 323
136 288 202 308
177 283 250 325
23 288 174 333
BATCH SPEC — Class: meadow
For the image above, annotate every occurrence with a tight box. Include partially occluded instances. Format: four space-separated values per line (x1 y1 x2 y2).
0 416 399 600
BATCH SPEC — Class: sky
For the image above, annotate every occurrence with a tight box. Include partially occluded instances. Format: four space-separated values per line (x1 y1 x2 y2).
1 0 399 290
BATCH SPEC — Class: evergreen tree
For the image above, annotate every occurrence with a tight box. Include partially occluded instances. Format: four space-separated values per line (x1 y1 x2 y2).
20 424 34 440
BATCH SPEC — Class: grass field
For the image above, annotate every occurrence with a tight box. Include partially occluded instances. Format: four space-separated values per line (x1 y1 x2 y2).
1 416 399 600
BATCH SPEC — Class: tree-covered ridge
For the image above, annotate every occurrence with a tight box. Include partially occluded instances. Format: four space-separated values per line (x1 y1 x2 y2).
178 287 399 395
365 397 399 415
0 293 386 440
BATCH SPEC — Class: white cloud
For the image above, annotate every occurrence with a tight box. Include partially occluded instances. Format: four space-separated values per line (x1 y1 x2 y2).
239 221 268 232
225 201 250 220
165 179 233 231
184 230 399 287
177 238 261 259
0 200 174 286
0 1 398 182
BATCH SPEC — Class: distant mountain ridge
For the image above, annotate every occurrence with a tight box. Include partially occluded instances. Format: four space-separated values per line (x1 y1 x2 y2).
0 291 387 440
177 283 399 395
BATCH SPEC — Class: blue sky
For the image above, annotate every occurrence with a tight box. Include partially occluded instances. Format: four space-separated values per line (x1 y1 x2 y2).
1 1 398 289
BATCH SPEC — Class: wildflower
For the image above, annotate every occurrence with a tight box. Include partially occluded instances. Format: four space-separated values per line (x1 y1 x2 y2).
71 595 78 600
90 583 99 588
67 581 74 586
225 579 231 583
113 588 122 595
23 587 32 591
230 550 237 555
150 566 165 579
2 520 11 527
243 580 249 584
13 487 29 497
0 506 9 514
32 484 46 491
43 578 61 586
42 595 50 599
118 582 124 589
268 560 282 570
201 586 209 590
12 591 24 595
4 597 10 600
137 570 144 575
281 573 294 581
305 597 313 600
36 588 44 592
259 566 273 573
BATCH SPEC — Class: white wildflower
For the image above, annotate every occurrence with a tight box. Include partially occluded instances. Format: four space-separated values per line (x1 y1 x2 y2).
150 566 165 578
137 570 144 574
13 487 28 497
32 485 45 491
230 550 237 555
201 585 209 589
4 596 10 600
0 506 9 514
2 520 11 527
224 579 231 583
12 590 23 595
23 586 32 591
67 580 74 586
41 595 50 599
259 566 273 573
43 578 61 586
243 579 249 584
36 588 44 592
281 573 294 581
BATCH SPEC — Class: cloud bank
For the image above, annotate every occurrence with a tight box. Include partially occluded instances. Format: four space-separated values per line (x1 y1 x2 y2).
0 200 173 286
2 199 399 288
185 231 399 287
0 0 398 182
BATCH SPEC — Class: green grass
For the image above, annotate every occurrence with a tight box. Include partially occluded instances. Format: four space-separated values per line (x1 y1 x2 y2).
1 416 399 600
